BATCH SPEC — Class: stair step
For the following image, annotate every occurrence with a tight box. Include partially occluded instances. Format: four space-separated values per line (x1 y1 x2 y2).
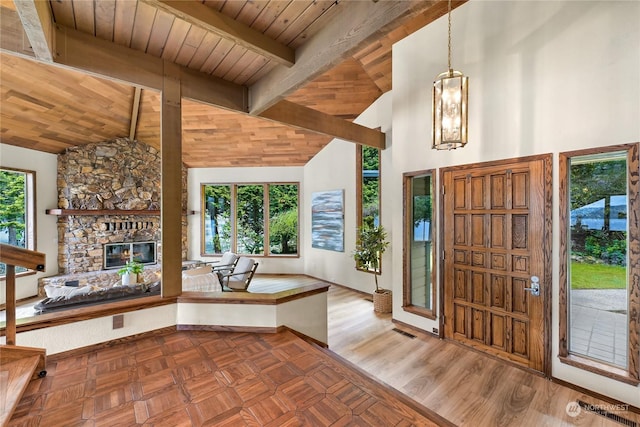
0 355 40 426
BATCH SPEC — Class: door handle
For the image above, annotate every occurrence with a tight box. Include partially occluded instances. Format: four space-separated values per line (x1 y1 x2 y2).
524 276 540 297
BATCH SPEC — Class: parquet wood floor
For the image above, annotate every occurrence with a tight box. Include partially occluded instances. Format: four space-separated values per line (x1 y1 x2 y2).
7 282 640 426
9 327 447 426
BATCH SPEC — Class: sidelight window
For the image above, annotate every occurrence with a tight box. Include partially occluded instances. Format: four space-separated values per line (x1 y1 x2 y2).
403 171 436 318
559 143 639 383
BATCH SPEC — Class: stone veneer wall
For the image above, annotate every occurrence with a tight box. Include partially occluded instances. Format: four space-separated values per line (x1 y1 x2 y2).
55 138 188 274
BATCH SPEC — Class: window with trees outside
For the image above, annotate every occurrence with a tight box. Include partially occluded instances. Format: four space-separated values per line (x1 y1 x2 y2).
559 143 639 384
0 167 36 277
356 145 381 272
403 171 436 318
201 183 298 256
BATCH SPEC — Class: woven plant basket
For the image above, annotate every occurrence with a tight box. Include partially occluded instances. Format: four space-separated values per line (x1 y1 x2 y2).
373 289 392 313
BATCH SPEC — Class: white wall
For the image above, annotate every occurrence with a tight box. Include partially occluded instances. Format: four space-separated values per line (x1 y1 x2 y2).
11 304 177 354
187 166 305 273
392 0 639 406
177 292 328 344
303 92 394 294
0 144 58 303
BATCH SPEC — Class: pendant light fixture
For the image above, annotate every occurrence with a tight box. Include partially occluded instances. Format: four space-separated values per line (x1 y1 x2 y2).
432 0 468 150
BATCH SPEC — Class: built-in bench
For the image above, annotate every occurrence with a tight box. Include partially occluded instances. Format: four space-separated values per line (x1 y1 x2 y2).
37 261 201 297
34 282 161 314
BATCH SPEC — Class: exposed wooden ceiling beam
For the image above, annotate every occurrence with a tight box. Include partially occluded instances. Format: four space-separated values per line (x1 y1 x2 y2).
55 25 163 89
249 0 436 115
180 66 248 113
259 100 385 150
54 25 246 112
141 0 295 67
51 25 381 147
129 87 142 141
12 0 53 61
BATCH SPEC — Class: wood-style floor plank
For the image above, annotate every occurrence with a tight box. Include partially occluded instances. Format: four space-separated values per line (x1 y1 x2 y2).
327 285 640 427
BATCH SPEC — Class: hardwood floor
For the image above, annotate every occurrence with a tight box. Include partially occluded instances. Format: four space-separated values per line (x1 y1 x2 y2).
7 282 640 426
328 285 639 427
8 328 445 426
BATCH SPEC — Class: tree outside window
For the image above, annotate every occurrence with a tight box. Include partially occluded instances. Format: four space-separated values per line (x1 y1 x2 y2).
201 183 299 257
0 168 35 276
269 184 298 255
559 143 639 383
356 145 381 272
203 185 231 254
237 185 265 255
361 146 380 227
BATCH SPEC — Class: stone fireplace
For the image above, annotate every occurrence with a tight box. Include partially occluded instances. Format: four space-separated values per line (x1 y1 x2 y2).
52 138 187 275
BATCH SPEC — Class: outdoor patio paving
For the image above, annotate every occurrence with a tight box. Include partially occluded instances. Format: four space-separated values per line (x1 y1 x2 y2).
570 289 628 368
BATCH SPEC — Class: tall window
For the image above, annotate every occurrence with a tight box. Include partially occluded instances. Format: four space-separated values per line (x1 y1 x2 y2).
559 144 639 384
0 167 36 277
201 183 298 257
358 145 380 228
403 171 436 318
269 184 298 255
202 185 232 254
237 184 265 255
356 145 381 271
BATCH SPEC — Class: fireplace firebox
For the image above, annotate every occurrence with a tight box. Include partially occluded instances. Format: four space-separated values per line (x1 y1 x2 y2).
104 241 157 270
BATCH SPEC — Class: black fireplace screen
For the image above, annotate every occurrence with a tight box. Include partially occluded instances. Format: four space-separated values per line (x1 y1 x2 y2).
104 241 157 269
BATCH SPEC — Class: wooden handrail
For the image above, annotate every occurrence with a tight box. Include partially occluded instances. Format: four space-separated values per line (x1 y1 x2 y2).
0 244 45 345
0 244 47 426
0 244 46 271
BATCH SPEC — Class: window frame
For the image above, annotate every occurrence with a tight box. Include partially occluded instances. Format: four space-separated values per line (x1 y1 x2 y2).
402 169 437 319
355 144 382 273
0 166 37 280
200 182 300 258
558 143 640 385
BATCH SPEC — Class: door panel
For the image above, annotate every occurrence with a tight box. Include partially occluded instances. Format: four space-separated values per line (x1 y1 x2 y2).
443 157 550 373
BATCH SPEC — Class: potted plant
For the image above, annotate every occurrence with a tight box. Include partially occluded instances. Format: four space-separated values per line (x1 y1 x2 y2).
353 223 391 313
118 260 144 285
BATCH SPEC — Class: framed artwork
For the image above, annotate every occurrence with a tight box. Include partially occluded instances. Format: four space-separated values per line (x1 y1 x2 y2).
311 190 344 252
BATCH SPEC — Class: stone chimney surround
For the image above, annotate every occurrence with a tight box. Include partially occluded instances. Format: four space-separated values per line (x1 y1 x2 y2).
51 138 188 275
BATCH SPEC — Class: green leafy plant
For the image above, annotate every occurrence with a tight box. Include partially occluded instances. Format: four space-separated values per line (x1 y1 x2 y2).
353 224 390 293
269 208 298 254
117 260 144 276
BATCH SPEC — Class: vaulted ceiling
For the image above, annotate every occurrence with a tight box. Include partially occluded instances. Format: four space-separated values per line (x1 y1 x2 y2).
0 0 459 168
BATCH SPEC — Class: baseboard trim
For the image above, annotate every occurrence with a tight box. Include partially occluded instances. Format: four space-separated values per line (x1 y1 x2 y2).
176 324 278 334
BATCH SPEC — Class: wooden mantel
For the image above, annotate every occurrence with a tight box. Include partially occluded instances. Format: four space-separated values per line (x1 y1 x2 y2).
46 209 161 216
45 209 196 216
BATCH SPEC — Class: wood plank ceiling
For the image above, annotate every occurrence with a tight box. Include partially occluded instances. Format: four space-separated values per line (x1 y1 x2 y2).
0 0 457 168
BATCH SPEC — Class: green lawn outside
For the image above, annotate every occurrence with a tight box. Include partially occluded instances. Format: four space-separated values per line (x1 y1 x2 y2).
570 261 626 289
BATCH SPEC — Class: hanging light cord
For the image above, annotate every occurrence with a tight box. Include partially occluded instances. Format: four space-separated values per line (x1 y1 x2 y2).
447 0 452 74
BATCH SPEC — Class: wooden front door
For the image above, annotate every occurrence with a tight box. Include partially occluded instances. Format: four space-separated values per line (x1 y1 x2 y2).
442 155 551 374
